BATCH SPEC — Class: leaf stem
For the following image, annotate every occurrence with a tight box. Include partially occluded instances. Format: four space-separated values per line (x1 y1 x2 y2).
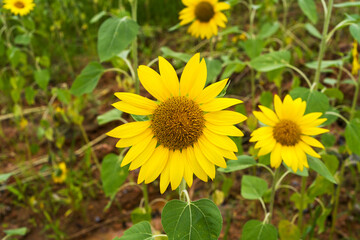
298 176 307 232
350 73 360 120
179 178 188 202
268 167 280 223
313 0 334 91
130 0 139 94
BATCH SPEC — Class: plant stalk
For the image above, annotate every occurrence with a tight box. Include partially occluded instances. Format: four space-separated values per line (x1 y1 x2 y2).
268 167 281 223
130 0 139 94
350 72 359 120
179 178 187 202
313 0 334 91
298 176 307 231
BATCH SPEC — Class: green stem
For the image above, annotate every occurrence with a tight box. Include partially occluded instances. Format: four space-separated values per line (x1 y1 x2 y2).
298 176 307 231
330 160 346 240
350 73 359 120
282 0 288 31
209 37 214 58
142 183 149 210
268 167 281 223
179 178 187 202
130 0 139 94
251 68 256 108
313 0 334 91
79 123 101 171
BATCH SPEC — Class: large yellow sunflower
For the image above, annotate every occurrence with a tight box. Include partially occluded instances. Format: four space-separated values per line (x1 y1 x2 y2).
250 95 329 172
179 0 230 39
3 0 35 16
107 53 246 193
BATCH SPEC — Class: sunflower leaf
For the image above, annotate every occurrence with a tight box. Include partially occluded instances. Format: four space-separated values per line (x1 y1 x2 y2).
101 154 128 197
70 62 104 96
218 155 256 173
249 50 291 72
290 87 330 114
162 199 222 240
307 156 336 184
242 220 278 240
115 221 154 240
345 118 360 156
241 175 268 199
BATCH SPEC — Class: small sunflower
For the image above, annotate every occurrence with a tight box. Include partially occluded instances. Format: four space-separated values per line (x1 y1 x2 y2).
250 95 329 172
179 0 230 39
107 53 246 193
3 0 35 16
52 162 67 184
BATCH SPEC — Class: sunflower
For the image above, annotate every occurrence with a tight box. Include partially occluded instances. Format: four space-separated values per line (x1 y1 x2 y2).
179 0 230 39
3 0 35 16
52 162 67 184
250 95 329 172
107 53 246 193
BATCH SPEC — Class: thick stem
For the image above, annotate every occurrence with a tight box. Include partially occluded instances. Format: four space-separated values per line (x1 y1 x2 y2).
350 73 359 120
130 0 139 94
298 176 307 231
268 167 281 223
179 178 187 202
142 183 149 210
313 0 334 91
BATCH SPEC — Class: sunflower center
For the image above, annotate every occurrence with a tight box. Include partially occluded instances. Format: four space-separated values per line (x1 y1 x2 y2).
14 1 25 8
273 120 301 146
151 96 205 150
195 1 215 23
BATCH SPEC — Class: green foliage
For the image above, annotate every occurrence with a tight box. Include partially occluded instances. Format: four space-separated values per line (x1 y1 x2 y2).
97 109 123 125
218 155 256 173
290 87 330 114
115 221 154 240
241 175 268 200
297 0 318 24
308 156 337 184
3 227 28 237
98 17 139 62
345 118 360 155
161 199 222 240
70 62 105 96
241 220 278 240
249 51 291 72
278 220 301 240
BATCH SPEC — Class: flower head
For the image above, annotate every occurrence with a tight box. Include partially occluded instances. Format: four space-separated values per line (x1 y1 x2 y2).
179 0 230 39
3 0 35 16
250 95 329 172
52 162 67 184
107 53 246 193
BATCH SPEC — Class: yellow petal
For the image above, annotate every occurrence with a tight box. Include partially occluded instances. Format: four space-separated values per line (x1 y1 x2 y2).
250 126 273 137
188 58 207 99
257 138 276 156
281 146 293 168
215 2 230 11
183 154 194 187
204 110 247 125
158 56 180 97
195 79 228 104
300 135 325 149
205 122 244 136
270 143 282 168
198 136 227 168
129 138 157 170
160 160 171 194
255 137 276 149
121 135 153 167
180 53 201 96
107 121 151 138
116 128 153 148
114 92 158 110
138 65 170 101
258 105 279 123
144 146 169 183
249 129 273 142
184 147 208 182
294 144 307 171
217 147 237 160
253 111 277 126
112 101 153 115
300 118 327 128
299 112 323 125
200 98 243 112
170 150 185 190
301 127 329 135
298 141 321 158
193 143 216 179
203 128 238 152
274 95 283 119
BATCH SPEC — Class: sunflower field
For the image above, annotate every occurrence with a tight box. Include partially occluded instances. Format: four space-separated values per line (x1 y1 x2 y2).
1 0 360 239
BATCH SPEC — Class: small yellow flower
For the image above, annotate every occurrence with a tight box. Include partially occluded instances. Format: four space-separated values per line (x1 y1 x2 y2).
352 41 359 76
20 118 28 129
179 0 230 39
250 95 329 172
52 162 67 184
3 0 35 16
107 53 247 193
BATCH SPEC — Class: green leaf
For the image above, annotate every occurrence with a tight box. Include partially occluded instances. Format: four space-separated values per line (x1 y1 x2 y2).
218 155 256 173
70 62 104 96
298 0 318 24
278 220 301 240
131 207 151 225
350 23 360 43
305 23 322 39
308 156 336 184
334 2 360 7
4 227 27 236
290 87 330 114
34 69 50 90
117 221 154 240
205 58 222 85
162 199 222 240
101 153 128 197
241 175 268 200
160 47 191 62
25 86 37 105
258 22 280 39
220 61 245 79
345 118 360 155
90 11 107 24
259 91 273 108
324 88 344 101
321 133 336 148
98 17 139 62
242 38 265 59
0 173 13 183
249 51 291 72
97 109 123 125
241 220 278 240
14 34 31 45
305 59 343 69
